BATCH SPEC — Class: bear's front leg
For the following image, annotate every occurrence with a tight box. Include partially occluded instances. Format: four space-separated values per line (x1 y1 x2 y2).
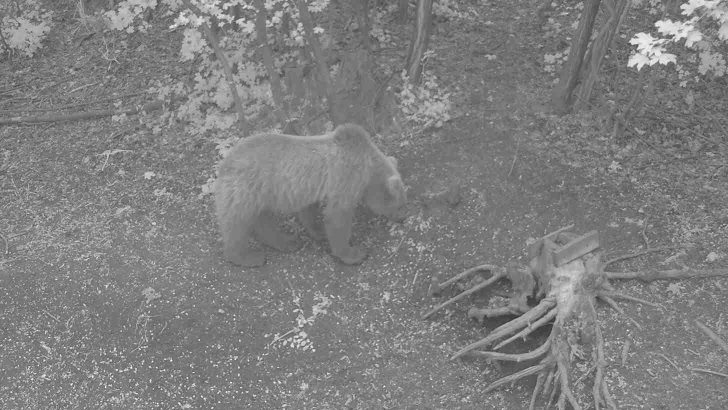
221 214 266 267
323 206 367 265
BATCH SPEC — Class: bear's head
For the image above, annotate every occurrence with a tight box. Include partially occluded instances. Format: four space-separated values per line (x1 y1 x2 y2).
363 156 407 222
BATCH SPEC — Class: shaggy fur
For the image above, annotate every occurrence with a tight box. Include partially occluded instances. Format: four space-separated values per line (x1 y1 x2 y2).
214 123 407 267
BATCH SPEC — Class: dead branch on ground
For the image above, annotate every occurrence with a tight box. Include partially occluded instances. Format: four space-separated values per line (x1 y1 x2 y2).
0 100 164 126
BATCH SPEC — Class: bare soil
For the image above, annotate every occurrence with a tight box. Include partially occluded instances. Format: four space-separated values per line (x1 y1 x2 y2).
1 1 727 409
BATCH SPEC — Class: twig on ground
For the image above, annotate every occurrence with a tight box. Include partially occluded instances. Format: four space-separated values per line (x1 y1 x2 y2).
97 149 132 172
0 232 7 255
0 91 146 113
621 339 631 366
695 320 728 355
597 294 642 330
0 100 164 126
42 310 61 324
7 229 33 240
652 352 680 370
388 223 412 259
410 258 421 292
689 368 728 378
67 82 98 94
508 136 520 178
640 215 650 247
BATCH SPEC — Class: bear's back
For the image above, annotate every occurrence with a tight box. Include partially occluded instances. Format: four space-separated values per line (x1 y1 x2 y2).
217 124 389 213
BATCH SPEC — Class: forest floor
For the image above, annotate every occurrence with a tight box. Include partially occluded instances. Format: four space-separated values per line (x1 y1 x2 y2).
1 0 727 409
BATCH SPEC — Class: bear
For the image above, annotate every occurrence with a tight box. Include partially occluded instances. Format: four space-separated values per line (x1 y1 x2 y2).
213 123 407 267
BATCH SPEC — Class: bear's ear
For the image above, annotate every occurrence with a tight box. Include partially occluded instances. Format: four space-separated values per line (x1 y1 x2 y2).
386 156 398 168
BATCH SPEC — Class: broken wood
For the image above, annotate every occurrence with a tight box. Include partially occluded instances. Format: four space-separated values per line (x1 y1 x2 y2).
552 230 599 266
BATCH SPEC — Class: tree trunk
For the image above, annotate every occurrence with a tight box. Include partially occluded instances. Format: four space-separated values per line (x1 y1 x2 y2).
404 0 433 85
294 0 344 125
398 0 409 23
358 0 371 52
550 0 601 114
254 0 287 123
575 0 631 110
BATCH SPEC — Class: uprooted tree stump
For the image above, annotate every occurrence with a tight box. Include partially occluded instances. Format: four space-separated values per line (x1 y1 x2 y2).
424 225 728 410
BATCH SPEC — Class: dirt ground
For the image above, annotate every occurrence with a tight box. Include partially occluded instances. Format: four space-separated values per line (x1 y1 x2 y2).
2 1 727 409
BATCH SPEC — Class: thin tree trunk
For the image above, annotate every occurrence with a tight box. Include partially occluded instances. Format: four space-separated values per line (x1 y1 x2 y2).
405 0 433 85
358 0 371 52
575 0 631 108
254 0 287 122
398 0 409 23
551 0 601 114
294 0 344 125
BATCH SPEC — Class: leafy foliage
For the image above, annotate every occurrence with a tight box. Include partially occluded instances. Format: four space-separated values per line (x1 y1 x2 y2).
0 0 53 57
398 66 452 129
432 0 467 20
103 0 332 134
5 0 457 136
99 0 458 134
629 0 728 81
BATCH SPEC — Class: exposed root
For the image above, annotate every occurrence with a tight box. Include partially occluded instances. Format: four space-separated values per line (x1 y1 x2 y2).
440 263 500 289
593 324 617 410
596 290 662 308
469 336 551 362
451 298 556 359
601 246 672 269
422 266 506 319
493 307 557 350
605 267 728 282
530 371 546 409
483 361 551 394
425 227 728 409
468 305 526 322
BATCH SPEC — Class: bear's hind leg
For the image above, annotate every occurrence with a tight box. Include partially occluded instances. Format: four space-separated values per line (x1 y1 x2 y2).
222 213 265 267
323 206 367 265
254 211 300 252
297 203 325 241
